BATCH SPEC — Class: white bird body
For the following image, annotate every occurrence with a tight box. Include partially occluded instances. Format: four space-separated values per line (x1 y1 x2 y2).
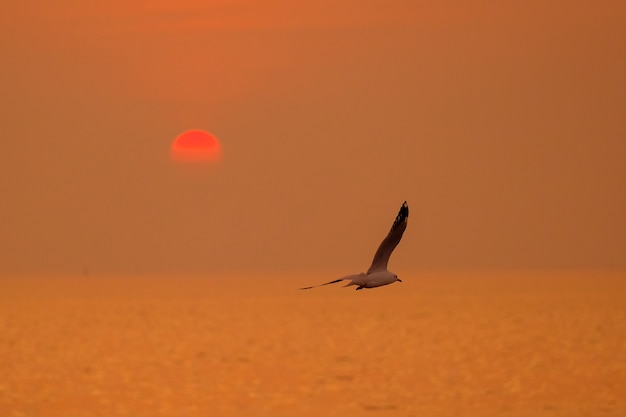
342 270 398 289
300 201 409 291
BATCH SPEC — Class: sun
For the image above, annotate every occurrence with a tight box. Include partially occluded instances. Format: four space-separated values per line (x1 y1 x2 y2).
171 130 222 163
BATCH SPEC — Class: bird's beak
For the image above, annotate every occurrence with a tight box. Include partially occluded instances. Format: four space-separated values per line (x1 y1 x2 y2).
397 278 402 283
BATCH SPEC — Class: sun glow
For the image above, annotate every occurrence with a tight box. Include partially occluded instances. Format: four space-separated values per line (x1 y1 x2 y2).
171 130 222 163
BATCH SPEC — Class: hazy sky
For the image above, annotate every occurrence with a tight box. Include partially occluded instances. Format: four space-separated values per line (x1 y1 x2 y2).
2 0 625 276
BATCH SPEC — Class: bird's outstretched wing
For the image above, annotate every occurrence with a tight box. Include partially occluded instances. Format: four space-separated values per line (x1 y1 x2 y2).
367 201 409 273
299 274 363 290
299 278 346 290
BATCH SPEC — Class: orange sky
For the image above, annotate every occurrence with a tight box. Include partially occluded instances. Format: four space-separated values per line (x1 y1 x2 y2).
1 0 625 276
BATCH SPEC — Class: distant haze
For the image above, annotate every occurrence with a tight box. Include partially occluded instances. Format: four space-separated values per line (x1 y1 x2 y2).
1 1 625 276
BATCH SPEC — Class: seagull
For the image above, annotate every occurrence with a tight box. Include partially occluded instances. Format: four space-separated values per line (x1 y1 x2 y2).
300 201 409 291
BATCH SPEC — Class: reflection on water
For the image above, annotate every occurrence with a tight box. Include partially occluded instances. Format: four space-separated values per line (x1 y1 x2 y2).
1 271 625 416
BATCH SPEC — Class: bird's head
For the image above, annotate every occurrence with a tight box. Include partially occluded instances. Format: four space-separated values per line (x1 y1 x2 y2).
395 274 402 283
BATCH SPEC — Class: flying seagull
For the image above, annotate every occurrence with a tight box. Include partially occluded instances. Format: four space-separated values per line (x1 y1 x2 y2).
300 201 409 290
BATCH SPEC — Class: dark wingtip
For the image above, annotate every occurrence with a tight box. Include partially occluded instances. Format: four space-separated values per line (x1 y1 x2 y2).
389 201 409 231
399 201 409 219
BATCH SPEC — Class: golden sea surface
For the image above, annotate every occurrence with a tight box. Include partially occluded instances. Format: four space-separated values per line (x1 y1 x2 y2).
1 271 625 417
